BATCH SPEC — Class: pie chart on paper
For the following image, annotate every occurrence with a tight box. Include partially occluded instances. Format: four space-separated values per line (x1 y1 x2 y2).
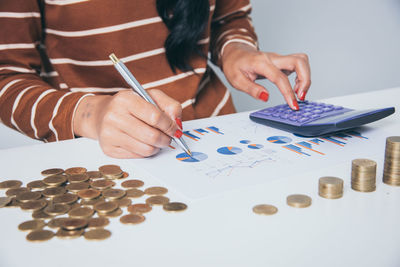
176 152 208 163
267 136 292 144
217 146 243 155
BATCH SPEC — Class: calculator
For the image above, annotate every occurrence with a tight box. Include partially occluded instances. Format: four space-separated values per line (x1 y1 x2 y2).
249 101 395 137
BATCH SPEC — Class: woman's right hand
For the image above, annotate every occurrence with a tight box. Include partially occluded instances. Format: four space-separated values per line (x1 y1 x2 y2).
73 89 183 159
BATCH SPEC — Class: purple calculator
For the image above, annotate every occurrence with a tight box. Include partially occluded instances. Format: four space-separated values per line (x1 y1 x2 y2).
249 101 395 137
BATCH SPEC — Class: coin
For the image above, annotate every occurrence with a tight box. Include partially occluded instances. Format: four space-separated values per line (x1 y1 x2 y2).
121 172 129 179
287 194 312 208
56 229 84 239
144 186 168 196
43 175 67 187
351 158 377 192
68 173 89 184
42 187 66 198
87 217 110 229
53 193 78 205
27 180 47 190
146 196 170 206
84 229 111 241
80 197 105 207
102 188 126 200
41 168 64 176
60 218 88 230
0 180 22 189
77 189 101 200
65 182 89 193
20 199 47 212
99 165 122 176
252 204 278 215
86 171 103 179
121 179 144 188
48 218 69 229
5 197 20 208
6 187 29 197
18 220 46 232
16 191 42 203
383 136 400 186
94 201 118 214
68 206 94 219
120 214 145 224
127 203 152 214
319 176 344 199
125 189 145 198
90 179 115 190
44 203 70 216
111 197 131 208
0 196 12 208
163 202 187 212
65 167 87 175
99 207 123 218
32 209 53 220
26 230 54 242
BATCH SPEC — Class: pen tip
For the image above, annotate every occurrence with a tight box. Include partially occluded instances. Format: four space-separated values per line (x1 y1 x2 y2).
187 150 193 157
109 53 119 64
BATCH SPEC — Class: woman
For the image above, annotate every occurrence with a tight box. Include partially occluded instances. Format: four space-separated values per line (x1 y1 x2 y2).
0 0 311 158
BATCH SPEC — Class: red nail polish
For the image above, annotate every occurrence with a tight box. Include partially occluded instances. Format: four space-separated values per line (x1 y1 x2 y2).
174 129 183 138
299 91 306 101
292 100 300 110
175 118 183 130
259 91 269 102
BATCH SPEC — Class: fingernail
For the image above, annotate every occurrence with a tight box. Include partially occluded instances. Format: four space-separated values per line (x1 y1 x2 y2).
258 91 269 102
299 91 306 101
175 118 183 130
174 129 183 138
292 100 299 110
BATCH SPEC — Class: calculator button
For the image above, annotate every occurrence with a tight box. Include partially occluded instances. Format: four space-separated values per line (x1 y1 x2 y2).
280 114 289 119
310 114 321 119
313 109 323 114
298 117 310 123
272 112 280 117
334 106 344 110
289 116 299 121
322 107 333 112
302 112 313 117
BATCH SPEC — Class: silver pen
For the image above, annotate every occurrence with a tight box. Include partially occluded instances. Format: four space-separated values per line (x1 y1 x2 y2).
109 53 192 156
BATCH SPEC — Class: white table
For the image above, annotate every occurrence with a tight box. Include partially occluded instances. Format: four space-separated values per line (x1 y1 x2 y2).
0 87 399 267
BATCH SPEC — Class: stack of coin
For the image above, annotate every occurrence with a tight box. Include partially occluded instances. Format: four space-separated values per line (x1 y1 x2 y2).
318 176 343 199
383 136 400 186
351 159 377 192
99 165 123 179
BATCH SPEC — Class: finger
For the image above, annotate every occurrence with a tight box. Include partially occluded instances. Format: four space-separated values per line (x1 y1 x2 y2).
148 89 182 123
102 146 142 159
113 131 161 158
230 71 269 102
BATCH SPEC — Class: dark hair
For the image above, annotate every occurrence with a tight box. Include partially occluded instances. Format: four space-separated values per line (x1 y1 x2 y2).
156 0 210 73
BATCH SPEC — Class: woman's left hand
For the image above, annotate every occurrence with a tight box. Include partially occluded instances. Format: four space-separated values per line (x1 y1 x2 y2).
221 42 311 110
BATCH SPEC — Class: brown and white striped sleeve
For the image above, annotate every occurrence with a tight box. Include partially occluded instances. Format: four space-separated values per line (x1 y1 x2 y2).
210 0 259 67
0 0 92 142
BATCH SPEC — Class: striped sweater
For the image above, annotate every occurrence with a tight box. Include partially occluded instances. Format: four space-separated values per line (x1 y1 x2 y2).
0 0 258 142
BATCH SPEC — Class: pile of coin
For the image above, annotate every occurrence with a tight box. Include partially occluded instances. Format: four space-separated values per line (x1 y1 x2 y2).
351 159 377 192
0 165 187 242
319 176 344 199
383 136 400 186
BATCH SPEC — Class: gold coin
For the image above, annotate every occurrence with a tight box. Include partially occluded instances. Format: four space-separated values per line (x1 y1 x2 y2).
87 217 110 229
42 187 66 198
44 203 70 216
68 206 94 219
318 176 344 199
287 194 312 208
68 173 89 184
65 182 89 193
99 165 122 176
98 208 123 218
56 229 84 239
41 168 64 176
94 201 118 214
86 171 103 179
90 179 115 190
102 188 126 200
0 196 12 208
43 175 67 187
121 179 144 188
27 180 47 190
121 172 129 179
252 204 278 215
352 159 377 170
20 199 47 212
77 189 101 200
26 230 54 242
18 220 46 232
84 229 111 241
163 202 188 212
111 197 131 208
5 197 20 208
0 180 22 190
125 189 145 198
52 193 78 205
6 187 29 197
65 167 87 175
127 203 152 214
146 196 170 206
16 191 42 203
60 218 88 230
144 186 168 196
32 209 53 220
48 218 68 229
80 197 105 207
120 214 145 224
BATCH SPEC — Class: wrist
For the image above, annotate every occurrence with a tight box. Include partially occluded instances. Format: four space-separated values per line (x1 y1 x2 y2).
221 42 258 70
